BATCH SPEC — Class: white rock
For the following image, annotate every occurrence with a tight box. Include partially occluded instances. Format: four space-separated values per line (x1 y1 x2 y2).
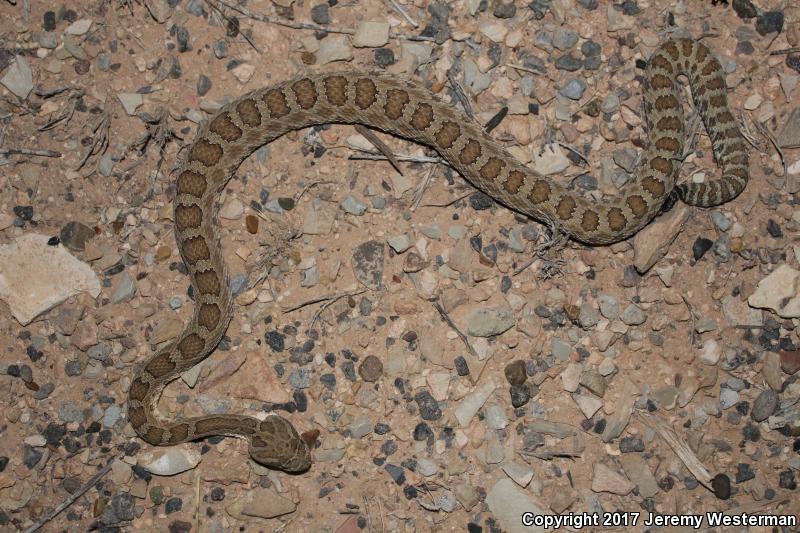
700 339 721 365
486 479 546 533
454 380 497 427
479 22 508 43
591 463 634 495
220 197 244 219
0 234 101 325
232 63 255 83
117 93 143 115
138 446 202 475
353 21 390 47
387 234 412 253
65 18 93 35
502 462 534 487
573 393 603 418
317 35 353 64
23 435 47 447
417 458 439 477
748 264 800 318
532 144 570 175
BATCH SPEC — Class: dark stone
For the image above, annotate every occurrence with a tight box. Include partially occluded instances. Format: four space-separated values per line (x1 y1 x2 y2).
43 11 56 31
454 356 470 376
374 422 390 435
74 59 90 75
413 422 433 441
414 390 442 421
766 219 783 238
692 237 713 260
196 74 212 96
13 205 33 221
63 475 82 494
712 473 731 499
310 4 330 24
576 0 598 9
620 0 640 15
504 360 527 385
735 463 755 483
469 192 494 210
732 0 757 19
755 11 784 36
384 463 406 485
0 456 7 472
165 497 183 514
582 40 601 56
493 1 517 18
510 383 531 407
371 47 396 67
265 331 285 352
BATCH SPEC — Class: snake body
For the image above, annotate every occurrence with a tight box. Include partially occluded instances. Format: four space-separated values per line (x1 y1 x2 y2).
127 39 749 472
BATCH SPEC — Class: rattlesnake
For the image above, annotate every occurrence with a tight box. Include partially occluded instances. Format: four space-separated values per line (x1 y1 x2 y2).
127 38 749 472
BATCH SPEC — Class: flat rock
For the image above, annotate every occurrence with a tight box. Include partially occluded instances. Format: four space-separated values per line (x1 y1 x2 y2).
619 454 659 498
454 380 497 427
486 478 546 533
1 55 33 99
317 35 353 64
748 264 800 318
138 446 202 476
353 21 390 47
0 234 101 325
465 306 515 337
352 240 384 289
233 487 297 519
633 204 689 273
591 463 634 495
117 93 143 115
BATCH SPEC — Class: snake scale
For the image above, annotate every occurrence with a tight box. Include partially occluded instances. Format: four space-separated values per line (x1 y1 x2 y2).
127 38 749 472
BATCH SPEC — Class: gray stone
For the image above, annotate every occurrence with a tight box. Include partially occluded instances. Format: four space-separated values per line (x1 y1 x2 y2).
751 390 778 422
341 194 367 215
466 306 515 337
719 388 739 409
619 304 646 325
1 55 33 99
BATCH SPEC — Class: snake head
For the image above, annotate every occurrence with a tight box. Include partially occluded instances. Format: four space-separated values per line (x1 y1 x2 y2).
248 415 312 473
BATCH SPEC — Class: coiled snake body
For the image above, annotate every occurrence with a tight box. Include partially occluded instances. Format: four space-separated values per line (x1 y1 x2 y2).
128 39 749 472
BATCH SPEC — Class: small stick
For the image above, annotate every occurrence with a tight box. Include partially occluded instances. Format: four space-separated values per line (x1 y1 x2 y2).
555 141 589 165
483 106 508 133
410 165 436 211
0 148 61 158
503 63 541 75
348 152 449 167
386 0 419 27
24 457 118 533
769 47 800 55
446 70 474 119
752 118 787 177
204 0 262 54
431 301 477 359
354 124 403 175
